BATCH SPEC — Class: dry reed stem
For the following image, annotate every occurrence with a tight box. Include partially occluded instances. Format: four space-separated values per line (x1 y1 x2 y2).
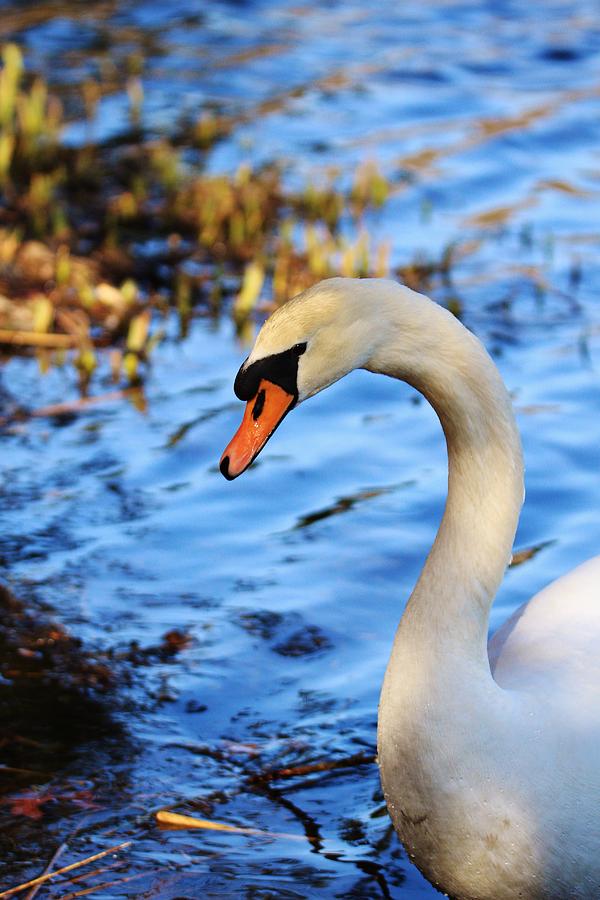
31 390 136 418
0 765 49 777
51 862 122 890
23 841 67 900
58 872 147 900
250 750 376 783
156 809 304 841
0 329 81 348
0 389 144 429
0 841 132 898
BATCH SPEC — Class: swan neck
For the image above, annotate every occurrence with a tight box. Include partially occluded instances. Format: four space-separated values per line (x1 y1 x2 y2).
368 292 524 670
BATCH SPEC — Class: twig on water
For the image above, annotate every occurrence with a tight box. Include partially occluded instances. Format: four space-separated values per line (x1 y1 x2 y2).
47 861 122 890
30 390 141 419
156 809 304 841
0 388 144 429
249 750 376 783
57 872 147 900
0 765 50 778
23 840 68 900
0 841 132 898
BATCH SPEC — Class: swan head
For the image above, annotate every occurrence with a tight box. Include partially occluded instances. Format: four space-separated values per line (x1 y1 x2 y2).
220 277 382 480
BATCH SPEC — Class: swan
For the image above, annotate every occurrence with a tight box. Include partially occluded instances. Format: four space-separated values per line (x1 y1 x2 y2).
219 277 600 899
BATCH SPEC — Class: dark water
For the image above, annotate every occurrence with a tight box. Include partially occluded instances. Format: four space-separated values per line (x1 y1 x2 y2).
1 1 600 896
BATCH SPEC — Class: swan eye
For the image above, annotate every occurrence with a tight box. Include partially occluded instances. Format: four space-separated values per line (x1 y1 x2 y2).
234 342 307 401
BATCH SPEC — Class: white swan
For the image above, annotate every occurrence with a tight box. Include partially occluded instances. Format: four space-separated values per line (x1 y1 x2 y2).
220 277 600 900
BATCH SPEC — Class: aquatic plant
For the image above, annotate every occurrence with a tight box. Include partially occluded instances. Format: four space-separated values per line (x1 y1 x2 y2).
0 42 442 390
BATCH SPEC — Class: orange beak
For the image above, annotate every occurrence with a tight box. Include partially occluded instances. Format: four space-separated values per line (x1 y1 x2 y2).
220 378 295 480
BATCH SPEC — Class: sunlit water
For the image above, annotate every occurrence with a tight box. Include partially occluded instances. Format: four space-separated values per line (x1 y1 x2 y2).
1 1 600 896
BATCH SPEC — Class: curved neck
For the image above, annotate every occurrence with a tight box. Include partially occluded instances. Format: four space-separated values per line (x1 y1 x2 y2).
367 290 524 676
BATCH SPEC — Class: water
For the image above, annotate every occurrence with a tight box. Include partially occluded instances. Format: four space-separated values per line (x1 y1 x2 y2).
1 1 600 896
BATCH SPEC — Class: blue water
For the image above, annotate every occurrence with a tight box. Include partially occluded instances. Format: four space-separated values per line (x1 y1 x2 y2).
2 1 600 896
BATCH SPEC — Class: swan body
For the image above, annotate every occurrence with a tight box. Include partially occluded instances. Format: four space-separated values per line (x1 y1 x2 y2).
221 277 600 899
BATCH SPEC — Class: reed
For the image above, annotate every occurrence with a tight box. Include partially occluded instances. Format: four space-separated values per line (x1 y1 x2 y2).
0 41 441 388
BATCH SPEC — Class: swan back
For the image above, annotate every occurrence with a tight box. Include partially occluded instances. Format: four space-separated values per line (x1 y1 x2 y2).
490 555 600 705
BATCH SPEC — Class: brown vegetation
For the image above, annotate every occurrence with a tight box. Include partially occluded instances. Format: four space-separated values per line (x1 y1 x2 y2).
0 42 414 390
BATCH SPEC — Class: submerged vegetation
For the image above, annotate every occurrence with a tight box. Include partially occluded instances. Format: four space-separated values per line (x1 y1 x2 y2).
0 41 415 390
